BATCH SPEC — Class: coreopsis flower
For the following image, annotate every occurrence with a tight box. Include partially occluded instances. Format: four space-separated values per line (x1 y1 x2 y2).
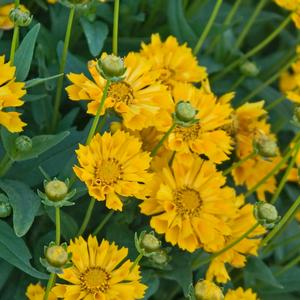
194 280 224 300
66 53 172 130
26 283 57 300
224 287 258 300
0 3 28 30
274 0 300 29
0 55 26 133
52 236 147 300
140 153 237 253
140 34 207 89
206 198 265 283
156 83 233 164
74 131 151 211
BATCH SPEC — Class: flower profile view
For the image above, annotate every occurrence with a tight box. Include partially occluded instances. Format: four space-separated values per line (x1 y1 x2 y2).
0 55 26 133
140 153 237 252
52 236 147 300
74 130 151 210
26 283 57 300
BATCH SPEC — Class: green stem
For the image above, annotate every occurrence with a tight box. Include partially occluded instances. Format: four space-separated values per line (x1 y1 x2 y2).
192 223 259 270
55 207 61 245
213 14 291 82
43 273 56 300
193 0 223 55
77 198 96 236
113 0 120 55
0 154 14 177
223 151 256 176
9 25 19 64
234 0 269 49
270 141 300 204
228 75 246 91
261 195 300 247
266 95 286 110
86 80 111 144
93 210 114 235
151 123 176 157
130 253 144 272
51 6 76 131
275 255 300 276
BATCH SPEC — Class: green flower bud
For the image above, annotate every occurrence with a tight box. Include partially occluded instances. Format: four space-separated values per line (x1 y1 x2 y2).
0 194 11 218
149 249 169 266
194 280 224 300
173 101 199 127
254 202 280 229
45 179 68 202
240 61 260 77
97 54 126 81
141 233 161 252
254 133 278 158
9 7 32 27
15 135 32 152
45 245 69 268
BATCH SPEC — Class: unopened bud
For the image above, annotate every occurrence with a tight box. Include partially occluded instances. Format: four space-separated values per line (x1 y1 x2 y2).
254 133 278 158
9 7 32 27
141 233 161 252
194 280 224 300
150 249 169 265
0 194 11 218
45 245 69 268
97 54 126 81
240 61 260 77
45 180 68 202
254 202 280 229
15 135 32 152
173 101 198 127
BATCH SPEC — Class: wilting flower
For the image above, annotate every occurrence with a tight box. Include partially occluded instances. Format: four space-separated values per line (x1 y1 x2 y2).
74 131 151 211
52 236 147 300
26 283 57 300
274 0 300 29
224 287 258 300
140 33 207 89
66 53 172 130
0 3 28 30
0 55 26 133
140 153 237 252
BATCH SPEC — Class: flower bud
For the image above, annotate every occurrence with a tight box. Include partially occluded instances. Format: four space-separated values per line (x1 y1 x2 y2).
176 101 197 122
254 132 278 158
254 202 280 229
240 61 260 77
45 179 68 202
45 245 69 268
9 7 32 27
15 135 32 152
149 249 169 266
110 121 122 134
0 194 12 218
97 54 126 81
141 233 161 252
194 280 224 300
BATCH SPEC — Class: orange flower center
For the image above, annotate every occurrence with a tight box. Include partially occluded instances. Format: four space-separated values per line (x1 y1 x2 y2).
174 123 201 141
108 82 134 105
80 267 111 294
94 158 123 186
159 67 175 86
174 187 202 217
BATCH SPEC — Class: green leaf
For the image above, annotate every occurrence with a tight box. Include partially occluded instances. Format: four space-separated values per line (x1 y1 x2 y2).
25 73 63 89
0 220 48 279
0 179 40 237
80 18 108 57
14 24 41 81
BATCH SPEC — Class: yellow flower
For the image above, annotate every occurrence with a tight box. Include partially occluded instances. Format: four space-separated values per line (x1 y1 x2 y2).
140 153 237 253
274 0 300 29
224 287 258 300
26 283 56 300
66 53 172 130
140 33 207 88
0 4 27 30
206 198 266 283
74 130 151 211
47 0 58 3
0 55 26 133
52 236 147 300
194 280 224 300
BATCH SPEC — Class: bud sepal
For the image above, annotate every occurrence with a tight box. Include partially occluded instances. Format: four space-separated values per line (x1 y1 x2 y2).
135 231 162 257
9 7 32 27
254 202 281 229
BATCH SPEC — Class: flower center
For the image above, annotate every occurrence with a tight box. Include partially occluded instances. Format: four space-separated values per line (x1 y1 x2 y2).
174 187 203 217
174 123 201 141
159 68 175 88
80 267 111 294
107 82 134 105
94 158 123 186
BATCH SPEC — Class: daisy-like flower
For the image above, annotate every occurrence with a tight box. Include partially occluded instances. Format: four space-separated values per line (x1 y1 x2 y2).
26 283 57 300
0 55 26 133
206 197 265 283
140 33 207 89
156 83 233 164
0 4 27 30
52 236 147 300
140 153 237 253
224 287 258 300
274 0 300 29
66 52 172 130
74 130 151 211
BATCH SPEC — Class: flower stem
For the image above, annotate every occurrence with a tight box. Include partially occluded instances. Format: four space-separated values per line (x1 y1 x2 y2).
130 253 144 272
0 154 14 177
55 207 61 245
261 195 300 247
234 0 269 49
223 151 256 176
266 95 286 110
51 6 76 131
151 123 176 157
275 255 300 276
113 0 120 55
213 14 291 82
77 198 96 236
228 75 246 91
193 0 223 55
43 273 56 300
9 0 20 64
93 210 114 235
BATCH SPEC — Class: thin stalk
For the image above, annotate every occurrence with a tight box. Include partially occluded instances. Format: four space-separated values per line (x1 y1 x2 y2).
213 14 292 82
113 0 120 55
192 223 259 270
43 273 56 300
77 198 96 236
261 195 300 247
55 207 61 245
51 6 76 131
266 95 286 110
9 0 20 63
223 151 256 176
270 141 300 204
228 75 246 91
193 0 223 55
130 253 143 272
151 123 176 157
93 210 114 235
275 255 300 276
0 154 14 177
234 0 269 49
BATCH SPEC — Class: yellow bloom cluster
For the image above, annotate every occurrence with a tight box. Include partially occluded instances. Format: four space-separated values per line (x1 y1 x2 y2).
224 287 258 300
274 0 300 28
